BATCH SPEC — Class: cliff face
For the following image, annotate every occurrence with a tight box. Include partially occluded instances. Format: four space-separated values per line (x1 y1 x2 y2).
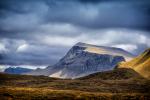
48 43 125 78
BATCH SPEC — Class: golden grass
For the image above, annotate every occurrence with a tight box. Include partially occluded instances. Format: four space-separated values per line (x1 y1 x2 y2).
118 48 150 79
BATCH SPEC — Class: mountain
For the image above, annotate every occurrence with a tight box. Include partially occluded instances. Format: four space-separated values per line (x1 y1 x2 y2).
26 42 134 79
118 48 150 79
4 67 33 74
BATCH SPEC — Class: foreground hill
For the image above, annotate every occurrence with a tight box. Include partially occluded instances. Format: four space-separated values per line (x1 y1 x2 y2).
26 42 134 78
0 69 149 100
118 48 150 79
79 68 143 80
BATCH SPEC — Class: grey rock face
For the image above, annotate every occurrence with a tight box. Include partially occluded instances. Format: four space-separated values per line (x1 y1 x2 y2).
48 45 125 78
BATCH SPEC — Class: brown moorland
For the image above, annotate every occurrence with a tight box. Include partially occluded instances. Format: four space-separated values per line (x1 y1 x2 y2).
0 67 149 100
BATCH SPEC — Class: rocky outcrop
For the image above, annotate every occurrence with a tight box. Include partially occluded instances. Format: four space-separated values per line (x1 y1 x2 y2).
48 44 125 78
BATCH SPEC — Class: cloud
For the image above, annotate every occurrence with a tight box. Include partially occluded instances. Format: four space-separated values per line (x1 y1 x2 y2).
0 38 69 66
17 43 29 52
112 44 138 52
43 1 149 30
0 43 8 53
0 0 149 67
1 0 150 33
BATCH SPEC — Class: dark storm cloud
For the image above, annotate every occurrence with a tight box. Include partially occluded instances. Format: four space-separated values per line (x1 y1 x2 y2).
0 0 150 66
1 0 150 32
44 0 150 30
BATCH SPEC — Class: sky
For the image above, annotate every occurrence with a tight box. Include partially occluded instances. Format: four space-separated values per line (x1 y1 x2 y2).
0 0 150 70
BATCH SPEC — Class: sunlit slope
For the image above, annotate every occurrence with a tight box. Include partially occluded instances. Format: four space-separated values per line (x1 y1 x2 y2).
119 48 150 79
76 42 134 61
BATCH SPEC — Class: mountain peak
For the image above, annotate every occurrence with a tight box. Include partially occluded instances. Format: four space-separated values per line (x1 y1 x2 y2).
75 42 89 47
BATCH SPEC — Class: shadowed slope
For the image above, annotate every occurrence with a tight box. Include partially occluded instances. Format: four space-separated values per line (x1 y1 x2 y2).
79 68 143 80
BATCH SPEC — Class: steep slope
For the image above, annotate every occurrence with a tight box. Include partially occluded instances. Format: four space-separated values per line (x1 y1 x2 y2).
49 52 125 78
118 48 150 79
26 42 134 78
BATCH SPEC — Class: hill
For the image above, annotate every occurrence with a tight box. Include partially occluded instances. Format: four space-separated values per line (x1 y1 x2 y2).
118 48 150 79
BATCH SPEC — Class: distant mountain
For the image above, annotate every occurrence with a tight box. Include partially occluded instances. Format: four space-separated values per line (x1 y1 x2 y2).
118 48 150 79
26 42 134 79
4 67 33 74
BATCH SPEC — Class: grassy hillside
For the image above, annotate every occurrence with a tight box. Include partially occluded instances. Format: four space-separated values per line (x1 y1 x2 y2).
118 48 150 79
0 69 149 100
